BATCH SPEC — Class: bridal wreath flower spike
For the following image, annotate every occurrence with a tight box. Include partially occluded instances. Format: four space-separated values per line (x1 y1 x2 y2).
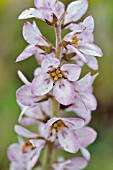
32 56 81 105
8 0 103 170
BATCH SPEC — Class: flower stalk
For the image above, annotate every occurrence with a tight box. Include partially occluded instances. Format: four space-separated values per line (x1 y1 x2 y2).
7 1 103 170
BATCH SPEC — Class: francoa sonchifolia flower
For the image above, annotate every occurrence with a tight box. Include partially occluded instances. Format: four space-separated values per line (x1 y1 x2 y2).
31 56 81 105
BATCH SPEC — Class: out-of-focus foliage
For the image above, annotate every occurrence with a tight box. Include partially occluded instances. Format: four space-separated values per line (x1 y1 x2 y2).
0 0 113 170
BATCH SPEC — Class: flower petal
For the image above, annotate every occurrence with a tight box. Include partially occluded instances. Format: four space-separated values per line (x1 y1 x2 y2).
67 45 87 62
64 0 88 25
86 55 98 70
80 43 103 57
18 8 36 20
15 125 38 138
80 147 91 160
41 56 60 73
73 73 91 92
76 126 97 147
17 70 30 85
61 64 81 81
16 85 43 106
53 79 75 105
83 16 94 33
58 127 79 153
62 118 84 130
32 73 54 96
23 22 48 46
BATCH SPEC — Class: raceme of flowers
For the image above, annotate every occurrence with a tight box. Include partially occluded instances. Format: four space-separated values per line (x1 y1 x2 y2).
7 0 103 170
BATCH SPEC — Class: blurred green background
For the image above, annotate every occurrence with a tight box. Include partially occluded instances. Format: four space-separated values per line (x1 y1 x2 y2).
0 0 113 169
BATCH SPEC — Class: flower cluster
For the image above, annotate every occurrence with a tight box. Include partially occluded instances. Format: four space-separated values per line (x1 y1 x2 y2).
7 0 103 170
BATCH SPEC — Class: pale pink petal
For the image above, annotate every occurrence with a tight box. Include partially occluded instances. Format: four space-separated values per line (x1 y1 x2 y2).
74 73 91 92
65 157 88 170
16 85 43 106
41 56 60 72
16 44 44 62
83 16 94 33
17 70 30 85
81 93 97 111
18 8 36 20
61 64 81 81
20 117 38 126
62 118 84 130
32 7 53 22
53 1 65 20
64 0 88 25
7 144 20 163
86 55 98 70
23 22 48 46
53 157 88 170
67 45 87 62
80 43 103 57
32 73 54 95
80 147 91 160
53 79 75 105
34 0 57 8
76 126 97 147
58 127 79 153
15 125 38 138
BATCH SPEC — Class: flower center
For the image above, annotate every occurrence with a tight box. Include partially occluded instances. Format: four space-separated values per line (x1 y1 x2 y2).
72 35 79 46
50 68 63 81
22 141 35 153
52 120 65 131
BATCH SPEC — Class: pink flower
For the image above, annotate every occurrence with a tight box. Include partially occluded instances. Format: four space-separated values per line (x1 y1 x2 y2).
45 117 84 153
64 16 102 70
63 16 103 64
53 157 88 170
31 56 81 105
18 0 65 24
66 73 98 124
7 132 45 170
18 0 88 28
16 21 52 62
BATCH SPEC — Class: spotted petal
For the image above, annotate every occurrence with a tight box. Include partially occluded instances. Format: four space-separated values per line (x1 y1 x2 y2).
16 85 43 106
76 126 97 147
15 125 38 138
41 56 60 73
63 0 88 25
61 64 81 81
58 127 79 153
53 79 75 105
32 73 54 96
80 43 103 57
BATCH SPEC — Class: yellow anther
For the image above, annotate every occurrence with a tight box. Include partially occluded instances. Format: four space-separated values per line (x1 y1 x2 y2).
51 72 56 77
58 74 63 78
57 120 63 125
56 69 61 74
72 35 79 46
53 123 58 128
54 76 58 81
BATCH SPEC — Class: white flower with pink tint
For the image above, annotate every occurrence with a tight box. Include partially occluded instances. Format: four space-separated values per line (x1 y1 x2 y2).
45 117 84 153
32 56 81 105
19 0 65 24
16 21 52 62
7 130 45 170
64 16 103 70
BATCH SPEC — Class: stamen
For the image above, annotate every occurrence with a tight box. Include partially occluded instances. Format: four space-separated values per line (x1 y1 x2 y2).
50 68 63 81
72 35 79 46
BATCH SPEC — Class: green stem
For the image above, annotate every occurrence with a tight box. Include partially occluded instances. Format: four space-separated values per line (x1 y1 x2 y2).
52 97 60 117
42 142 54 170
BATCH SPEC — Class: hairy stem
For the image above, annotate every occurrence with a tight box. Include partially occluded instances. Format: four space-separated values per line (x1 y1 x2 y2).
55 23 62 60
